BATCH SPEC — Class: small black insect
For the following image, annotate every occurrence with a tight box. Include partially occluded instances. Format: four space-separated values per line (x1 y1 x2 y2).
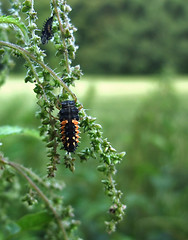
59 100 80 153
41 16 54 44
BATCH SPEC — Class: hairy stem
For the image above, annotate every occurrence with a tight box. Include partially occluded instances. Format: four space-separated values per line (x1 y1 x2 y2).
0 40 77 101
52 0 71 74
23 54 50 103
0 156 68 240
0 16 28 42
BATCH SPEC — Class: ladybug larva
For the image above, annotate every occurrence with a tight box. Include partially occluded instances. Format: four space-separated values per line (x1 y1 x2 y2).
59 100 80 153
41 16 54 44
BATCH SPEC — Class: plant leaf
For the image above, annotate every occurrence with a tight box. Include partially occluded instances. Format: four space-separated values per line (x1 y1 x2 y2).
0 125 41 139
5 221 21 235
17 211 53 231
0 16 28 41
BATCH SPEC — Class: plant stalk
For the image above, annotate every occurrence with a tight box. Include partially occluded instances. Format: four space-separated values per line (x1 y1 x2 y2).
0 40 77 101
0 156 69 240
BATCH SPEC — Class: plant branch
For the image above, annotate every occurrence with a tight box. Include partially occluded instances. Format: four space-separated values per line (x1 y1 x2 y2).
23 54 50 103
52 0 71 74
0 40 77 101
0 155 68 240
0 16 28 42
17 163 54 190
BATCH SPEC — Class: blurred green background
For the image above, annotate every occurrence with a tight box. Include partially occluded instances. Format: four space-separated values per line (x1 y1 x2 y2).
1 0 188 240
2 0 188 75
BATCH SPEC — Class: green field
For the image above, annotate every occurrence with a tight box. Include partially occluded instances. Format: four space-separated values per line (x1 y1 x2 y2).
2 75 188 98
0 75 188 240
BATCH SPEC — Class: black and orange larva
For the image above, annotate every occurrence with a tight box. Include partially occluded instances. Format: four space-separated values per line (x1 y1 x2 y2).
59 100 80 153
41 16 54 44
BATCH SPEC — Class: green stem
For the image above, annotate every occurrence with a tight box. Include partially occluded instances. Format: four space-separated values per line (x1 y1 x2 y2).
0 156 68 240
0 40 77 101
23 54 50 103
29 0 36 42
52 0 71 74
17 163 52 189
0 16 28 42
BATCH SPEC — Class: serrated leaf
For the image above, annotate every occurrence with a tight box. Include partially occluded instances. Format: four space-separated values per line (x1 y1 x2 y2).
0 125 41 139
17 211 53 231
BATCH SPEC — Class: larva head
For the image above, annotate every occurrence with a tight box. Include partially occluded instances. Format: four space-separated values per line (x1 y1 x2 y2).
59 100 79 122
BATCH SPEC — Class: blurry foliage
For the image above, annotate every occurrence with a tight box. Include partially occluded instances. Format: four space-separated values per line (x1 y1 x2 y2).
1 0 188 238
1 76 188 240
120 78 188 240
2 0 188 74
0 0 126 238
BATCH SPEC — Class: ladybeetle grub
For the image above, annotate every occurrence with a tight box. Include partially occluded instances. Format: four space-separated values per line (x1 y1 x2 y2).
59 100 80 153
41 16 54 44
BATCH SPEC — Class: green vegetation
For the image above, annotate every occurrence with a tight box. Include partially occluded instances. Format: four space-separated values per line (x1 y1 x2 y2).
2 0 188 74
1 0 188 239
1 76 188 240
0 1 125 238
